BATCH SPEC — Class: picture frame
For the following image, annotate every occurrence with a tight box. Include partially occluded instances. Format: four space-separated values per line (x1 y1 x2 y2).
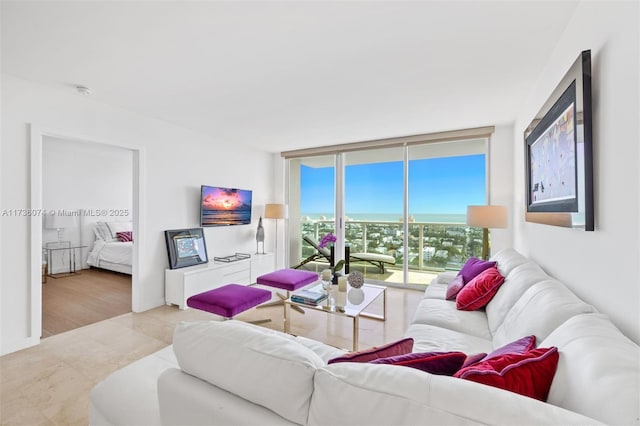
164 227 209 269
523 50 594 231
525 81 579 214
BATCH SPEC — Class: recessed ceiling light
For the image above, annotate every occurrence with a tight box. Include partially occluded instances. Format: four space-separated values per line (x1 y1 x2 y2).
75 85 92 95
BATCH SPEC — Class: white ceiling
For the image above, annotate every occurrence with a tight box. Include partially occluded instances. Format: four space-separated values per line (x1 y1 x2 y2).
1 1 580 153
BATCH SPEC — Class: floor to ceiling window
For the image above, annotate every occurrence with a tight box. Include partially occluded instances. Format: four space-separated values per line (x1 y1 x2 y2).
344 147 405 284
285 128 491 287
287 155 335 270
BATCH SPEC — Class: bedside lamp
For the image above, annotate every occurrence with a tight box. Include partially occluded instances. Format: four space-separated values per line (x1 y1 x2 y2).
44 211 77 243
466 205 507 260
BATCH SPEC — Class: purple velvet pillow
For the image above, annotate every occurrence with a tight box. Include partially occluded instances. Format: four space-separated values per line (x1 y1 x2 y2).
328 338 414 364
370 351 467 376
483 335 536 362
458 257 497 284
445 275 465 300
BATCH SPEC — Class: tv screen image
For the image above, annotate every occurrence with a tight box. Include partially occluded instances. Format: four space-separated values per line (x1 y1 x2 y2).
200 185 252 226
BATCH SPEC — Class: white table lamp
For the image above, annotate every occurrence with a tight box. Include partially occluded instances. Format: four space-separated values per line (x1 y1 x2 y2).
466 205 507 260
264 204 288 262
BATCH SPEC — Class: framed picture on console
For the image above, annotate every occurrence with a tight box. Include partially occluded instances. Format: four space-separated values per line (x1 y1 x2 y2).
164 228 209 269
524 50 594 231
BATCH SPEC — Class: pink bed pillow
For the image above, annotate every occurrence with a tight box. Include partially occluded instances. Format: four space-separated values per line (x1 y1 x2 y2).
116 231 133 242
456 266 505 311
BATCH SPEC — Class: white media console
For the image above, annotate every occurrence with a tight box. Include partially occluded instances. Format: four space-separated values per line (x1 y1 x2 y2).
165 253 275 309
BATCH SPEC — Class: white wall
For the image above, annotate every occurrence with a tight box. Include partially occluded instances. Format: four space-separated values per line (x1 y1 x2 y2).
1 74 274 354
43 137 133 271
513 2 639 343
488 124 515 255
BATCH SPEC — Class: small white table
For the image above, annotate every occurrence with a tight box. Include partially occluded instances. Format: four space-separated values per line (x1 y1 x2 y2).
284 283 386 351
44 243 87 278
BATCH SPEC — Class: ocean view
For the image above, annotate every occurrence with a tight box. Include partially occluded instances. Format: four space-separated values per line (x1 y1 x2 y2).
302 212 467 224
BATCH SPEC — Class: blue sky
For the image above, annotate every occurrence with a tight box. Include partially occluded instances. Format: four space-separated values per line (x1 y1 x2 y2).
300 155 486 214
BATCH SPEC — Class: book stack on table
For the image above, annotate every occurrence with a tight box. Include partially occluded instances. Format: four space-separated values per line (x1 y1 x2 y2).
291 289 328 306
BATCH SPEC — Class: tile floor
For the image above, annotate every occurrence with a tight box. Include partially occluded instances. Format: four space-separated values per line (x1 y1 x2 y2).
0 286 423 425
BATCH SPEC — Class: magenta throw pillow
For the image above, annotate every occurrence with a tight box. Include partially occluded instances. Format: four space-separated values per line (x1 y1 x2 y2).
458 257 497 284
461 352 488 368
445 275 465 300
483 335 536 362
328 338 414 364
369 351 467 375
456 267 505 311
116 231 133 242
454 347 559 401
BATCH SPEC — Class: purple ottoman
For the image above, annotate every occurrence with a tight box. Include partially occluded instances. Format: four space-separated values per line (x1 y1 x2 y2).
256 269 319 314
187 284 272 322
257 269 319 291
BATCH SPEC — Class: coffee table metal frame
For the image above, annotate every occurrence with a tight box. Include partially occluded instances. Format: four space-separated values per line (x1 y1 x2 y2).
283 283 386 351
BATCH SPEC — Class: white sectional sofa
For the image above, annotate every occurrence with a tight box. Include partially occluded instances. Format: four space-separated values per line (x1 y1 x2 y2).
89 248 640 425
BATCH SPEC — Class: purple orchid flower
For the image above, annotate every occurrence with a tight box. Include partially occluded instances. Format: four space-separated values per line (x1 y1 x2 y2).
318 232 337 249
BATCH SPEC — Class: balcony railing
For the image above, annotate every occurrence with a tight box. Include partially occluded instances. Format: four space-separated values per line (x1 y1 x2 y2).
299 219 484 274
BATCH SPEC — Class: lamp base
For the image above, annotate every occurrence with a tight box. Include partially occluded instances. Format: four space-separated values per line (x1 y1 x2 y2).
481 228 490 260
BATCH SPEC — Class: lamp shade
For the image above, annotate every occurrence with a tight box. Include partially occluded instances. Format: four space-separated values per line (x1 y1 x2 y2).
466 205 507 229
264 204 288 220
44 212 77 229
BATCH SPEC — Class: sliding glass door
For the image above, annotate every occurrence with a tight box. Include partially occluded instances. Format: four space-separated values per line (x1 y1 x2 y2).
408 139 487 276
287 155 335 270
286 136 488 287
344 147 405 284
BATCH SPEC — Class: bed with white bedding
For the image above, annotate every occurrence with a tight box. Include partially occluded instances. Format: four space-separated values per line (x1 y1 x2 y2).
86 221 133 275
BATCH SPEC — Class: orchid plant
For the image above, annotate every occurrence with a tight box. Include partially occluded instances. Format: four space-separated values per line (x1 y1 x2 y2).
318 232 344 274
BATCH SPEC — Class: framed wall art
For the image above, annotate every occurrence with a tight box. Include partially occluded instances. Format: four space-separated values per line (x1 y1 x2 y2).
524 50 594 231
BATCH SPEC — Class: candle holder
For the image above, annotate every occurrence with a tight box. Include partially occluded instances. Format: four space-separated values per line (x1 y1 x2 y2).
321 269 333 293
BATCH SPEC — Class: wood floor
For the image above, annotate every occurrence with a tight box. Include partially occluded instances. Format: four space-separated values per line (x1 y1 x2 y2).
42 268 132 338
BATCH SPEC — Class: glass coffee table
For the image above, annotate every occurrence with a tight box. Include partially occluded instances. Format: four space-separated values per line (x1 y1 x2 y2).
284 283 386 351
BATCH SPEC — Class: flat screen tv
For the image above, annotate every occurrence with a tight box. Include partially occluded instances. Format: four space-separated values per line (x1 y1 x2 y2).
200 185 252 226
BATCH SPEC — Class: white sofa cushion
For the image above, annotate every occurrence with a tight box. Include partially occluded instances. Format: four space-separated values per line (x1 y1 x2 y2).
310 362 603 425
541 313 640 425
172 320 324 425
486 261 550 333
490 247 529 276
492 280 597 348
89 346 177 426
411 298 492 340
405 323 493 355
423 282 448 299
158 368 297 425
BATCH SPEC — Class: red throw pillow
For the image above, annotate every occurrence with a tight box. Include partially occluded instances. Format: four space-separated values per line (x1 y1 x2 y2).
328 338 414 364
456 267 505 311
369 351 467 375
454 347 559 401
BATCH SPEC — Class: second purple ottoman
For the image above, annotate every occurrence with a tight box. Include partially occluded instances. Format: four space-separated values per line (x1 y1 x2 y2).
257 269 319 291
256 269 319 314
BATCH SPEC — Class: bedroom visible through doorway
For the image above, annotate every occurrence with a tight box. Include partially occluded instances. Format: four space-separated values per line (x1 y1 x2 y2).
42 136 134 337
